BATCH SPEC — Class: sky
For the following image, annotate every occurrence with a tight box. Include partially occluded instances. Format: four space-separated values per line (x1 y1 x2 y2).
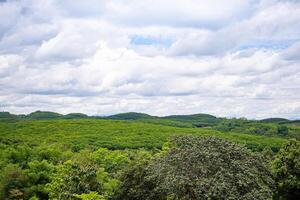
0 0 300 119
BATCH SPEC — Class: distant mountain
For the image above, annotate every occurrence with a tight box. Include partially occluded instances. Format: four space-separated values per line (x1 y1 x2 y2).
1 111 298 129
27 111 91 120
0 111 90 120
0 111 221 127
104 112 220 127
277 119 300 126
260 118 290 123
105 112 157 120
63 113 89 119
162 113 221 127
27 111 63 120
0 112 19 119
259 118 300 127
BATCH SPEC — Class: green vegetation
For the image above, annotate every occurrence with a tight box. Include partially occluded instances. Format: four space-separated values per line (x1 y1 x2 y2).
2 111 299 139
162 113 221 127
0 111 299 199
0 119 287 151
105 112 221 128
1 111 299 137
117 136 275 200
27 111 63 120
105 112 156 120
272 140 300 199
0 111 88 121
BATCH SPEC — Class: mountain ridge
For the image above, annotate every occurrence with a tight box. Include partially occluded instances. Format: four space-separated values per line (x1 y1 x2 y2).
0 110 297 122
1 111 299 127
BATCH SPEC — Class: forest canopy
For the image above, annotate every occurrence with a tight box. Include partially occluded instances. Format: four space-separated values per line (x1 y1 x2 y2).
0 112 299 199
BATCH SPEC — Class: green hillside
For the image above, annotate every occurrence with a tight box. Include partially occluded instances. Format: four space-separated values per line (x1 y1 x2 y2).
260 118 290 123
63 113 89 119
105 112 156 120
0 111 90 120
0 112 20 119
162 113 221 127
104 113 299 139
27 111 63 119
0 119 286 151
104 112 221 128
1 111 299 139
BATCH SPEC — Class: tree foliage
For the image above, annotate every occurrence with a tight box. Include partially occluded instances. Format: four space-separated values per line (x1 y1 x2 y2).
0 117 297 199
0 164 27 200
118 136 275 200
75 192 105 200
272 140 300 199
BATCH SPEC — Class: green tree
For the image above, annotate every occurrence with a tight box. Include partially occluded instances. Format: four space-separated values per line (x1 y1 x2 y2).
91 148 130 174
118 136 275 200
47 159 101 200
5 145 32 168
0 164 27 200
272 140 300 199
115 151 153 200
75 192 105 200
25 160 55 199
277 126 289 136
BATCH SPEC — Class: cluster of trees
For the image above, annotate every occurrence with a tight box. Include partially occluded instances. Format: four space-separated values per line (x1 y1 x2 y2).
103 112 299 139
216 118 294 138
0 135 299 200
0 144 151 199
0 119 288 155
272 140 300 199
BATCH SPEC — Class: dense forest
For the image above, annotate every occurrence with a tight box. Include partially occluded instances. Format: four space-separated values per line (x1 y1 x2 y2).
0 111 299 200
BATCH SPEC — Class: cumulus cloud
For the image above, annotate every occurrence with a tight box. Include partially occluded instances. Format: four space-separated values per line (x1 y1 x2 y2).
103 0 254 28
0 0 299 119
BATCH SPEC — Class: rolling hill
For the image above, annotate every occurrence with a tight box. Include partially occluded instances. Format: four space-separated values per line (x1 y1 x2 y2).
260 118 290 123
0 118 286 151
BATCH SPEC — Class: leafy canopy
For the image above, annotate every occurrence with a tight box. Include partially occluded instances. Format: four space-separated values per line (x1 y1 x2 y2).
118 136 275 200
272 140 300 199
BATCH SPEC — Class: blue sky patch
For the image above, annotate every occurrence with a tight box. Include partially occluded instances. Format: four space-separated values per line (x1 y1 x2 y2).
130 35 173 47
239 39 299 50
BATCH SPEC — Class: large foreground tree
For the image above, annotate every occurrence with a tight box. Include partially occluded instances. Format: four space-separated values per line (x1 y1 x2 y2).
117 136 275 200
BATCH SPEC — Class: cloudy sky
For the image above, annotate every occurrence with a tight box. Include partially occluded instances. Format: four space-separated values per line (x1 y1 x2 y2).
0 0 300 119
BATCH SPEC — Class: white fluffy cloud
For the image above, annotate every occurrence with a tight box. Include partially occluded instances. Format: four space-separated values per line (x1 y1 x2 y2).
0 0 299 119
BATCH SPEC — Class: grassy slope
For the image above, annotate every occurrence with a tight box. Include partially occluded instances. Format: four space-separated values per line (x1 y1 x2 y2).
0 119 286 151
